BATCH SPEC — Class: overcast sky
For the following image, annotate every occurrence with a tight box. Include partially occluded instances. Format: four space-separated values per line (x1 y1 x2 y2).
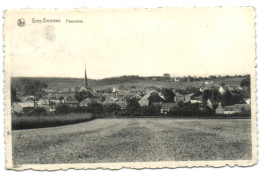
5 8 255 79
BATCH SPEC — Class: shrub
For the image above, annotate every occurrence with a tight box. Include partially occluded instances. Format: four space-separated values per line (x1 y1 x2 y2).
139 105 159 116
73 106 88 113
33 107 47 116
125 97 140 116
103 103 122 117
167 103 214 117
87 102 104 114
56 104 70 114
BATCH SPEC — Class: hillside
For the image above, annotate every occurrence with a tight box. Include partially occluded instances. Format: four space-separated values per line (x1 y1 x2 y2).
11 76 246 91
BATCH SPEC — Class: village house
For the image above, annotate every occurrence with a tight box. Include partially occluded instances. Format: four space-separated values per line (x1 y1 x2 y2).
151 102 162 111
145 86 158 92
160 103 178 114
64 96 79 107
174 93 194 103
43 88 56 93
21 95 35 102
49 97 60 104
49 97 61 111
37 96 61 111
113 99 127 109
215 103 224 114
218 86 230 95
37 98 50 109
173 77 180 82
13 101 35 113
158 92 166 100
112 87 120 93
79 87 95 96
139 92 152 107
102 98 126 109
243 98 251 104
138 91 163 107
190 96 203 104
235 104 251 112
207 99 213 109
79 98 93 107
190 100 203 104
37 98 56 112
63 88 70 93
152 78 157 81
199 86 211 92
111 92 124 101
205 81 214 85
222 106 241 114
102 92 114 101
132 93 142 99
215 103 250 115
102 99 113 105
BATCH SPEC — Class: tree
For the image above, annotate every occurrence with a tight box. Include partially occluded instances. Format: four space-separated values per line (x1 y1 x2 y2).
231 93 244 104
222 90 233 105
209 75 217 79
240 77 250 87
140 105 159 116
181 77 188 82
202 90 212 101
125 97 140 116
210 89 222 108
211 89 222 102
187 76 194 82
100 96 106 102
13 79 48 100
161 88 174 102
104 103 121 116
56 104 70 114
87 102 104 114
33 107 47 116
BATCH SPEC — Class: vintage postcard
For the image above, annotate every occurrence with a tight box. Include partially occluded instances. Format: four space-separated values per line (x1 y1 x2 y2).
4 8 256 170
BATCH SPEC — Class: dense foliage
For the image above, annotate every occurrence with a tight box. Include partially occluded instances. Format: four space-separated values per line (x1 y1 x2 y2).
11 78 48 100
202 89 245 107
240 77 250 87
161 88 175 102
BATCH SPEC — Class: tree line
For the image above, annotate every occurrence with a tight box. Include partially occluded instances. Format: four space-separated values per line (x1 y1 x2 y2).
96 74 250 85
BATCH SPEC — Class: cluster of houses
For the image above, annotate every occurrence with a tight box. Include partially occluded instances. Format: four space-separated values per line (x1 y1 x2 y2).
12 70 251 115
12 85 251 116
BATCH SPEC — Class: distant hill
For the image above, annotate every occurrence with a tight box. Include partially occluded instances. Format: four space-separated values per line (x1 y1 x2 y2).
11 75 247 91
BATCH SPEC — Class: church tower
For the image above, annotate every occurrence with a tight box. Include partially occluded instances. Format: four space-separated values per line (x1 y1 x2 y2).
84 64 88 88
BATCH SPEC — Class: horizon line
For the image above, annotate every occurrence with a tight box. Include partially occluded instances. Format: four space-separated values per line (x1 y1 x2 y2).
11 73 250 80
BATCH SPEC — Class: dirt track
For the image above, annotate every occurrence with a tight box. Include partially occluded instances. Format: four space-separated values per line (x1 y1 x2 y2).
12 118 251 164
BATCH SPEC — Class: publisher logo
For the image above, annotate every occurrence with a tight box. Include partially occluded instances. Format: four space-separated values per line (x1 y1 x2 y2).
17 18 25 27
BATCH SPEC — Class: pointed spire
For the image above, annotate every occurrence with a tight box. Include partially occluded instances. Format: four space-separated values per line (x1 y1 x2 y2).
84 63 88 88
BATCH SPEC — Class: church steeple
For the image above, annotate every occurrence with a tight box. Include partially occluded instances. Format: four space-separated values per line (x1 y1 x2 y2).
84 64 88 88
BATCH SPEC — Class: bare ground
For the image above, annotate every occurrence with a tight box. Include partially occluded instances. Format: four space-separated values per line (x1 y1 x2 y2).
12 118 251 164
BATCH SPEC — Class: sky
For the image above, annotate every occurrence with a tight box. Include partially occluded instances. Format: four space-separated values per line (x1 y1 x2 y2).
5 8 255 79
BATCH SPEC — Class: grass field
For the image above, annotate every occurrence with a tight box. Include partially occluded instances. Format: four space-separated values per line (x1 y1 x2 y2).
12 118 251 165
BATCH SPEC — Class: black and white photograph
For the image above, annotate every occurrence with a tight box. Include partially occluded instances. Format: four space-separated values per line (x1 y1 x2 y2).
3 7 256 170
